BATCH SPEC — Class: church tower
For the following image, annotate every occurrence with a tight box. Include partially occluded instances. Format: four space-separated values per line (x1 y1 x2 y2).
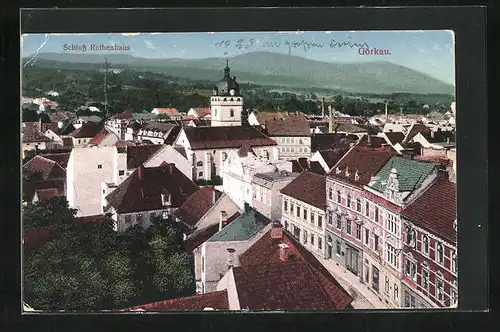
210 60 243 127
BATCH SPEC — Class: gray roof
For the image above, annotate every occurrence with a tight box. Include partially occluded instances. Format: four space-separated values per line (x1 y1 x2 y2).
208 207 270 242
78 115 102 123
252 171 299 189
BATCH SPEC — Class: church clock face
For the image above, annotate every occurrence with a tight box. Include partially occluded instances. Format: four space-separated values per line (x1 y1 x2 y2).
229 89 235 96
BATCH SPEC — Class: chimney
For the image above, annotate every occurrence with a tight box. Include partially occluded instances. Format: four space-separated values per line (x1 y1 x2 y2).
437 166 449 180
328 104 334 134
226 248 235 270
137 165 144 179
219 210 228 231
279 243 290 262
271 221 283 239
430 131 435 138
321 97 325 119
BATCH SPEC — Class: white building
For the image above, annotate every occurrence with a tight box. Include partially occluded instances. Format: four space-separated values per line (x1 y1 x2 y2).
210 61 243 127
105 111 134 140
222 146 292 210
66 145 128 217
136 123 180 145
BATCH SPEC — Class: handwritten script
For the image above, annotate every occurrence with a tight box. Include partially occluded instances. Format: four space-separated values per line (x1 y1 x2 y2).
214 37 370 53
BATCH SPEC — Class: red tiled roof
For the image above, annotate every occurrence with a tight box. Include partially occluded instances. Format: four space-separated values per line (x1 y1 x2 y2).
174 186 223 228
319 149 349 169
328 146 395 188
357 135 386 148
183 126 277 150
280 171 327 210
153 108 180 116
41 152 71 169
402 177 457 245
88 128 111 145
69 122 102 139
110 111 133 120
385 132 405 145
105 164 199 214
192 107 211 118
233 231 353 310
403 123 432 143
263 116 310 137
181 114 197 120
23 155 66 180
34 188 61 201
311 133 354 152
121 290 229 311
23 178 66 202
126 144 163 169
22 123 53 143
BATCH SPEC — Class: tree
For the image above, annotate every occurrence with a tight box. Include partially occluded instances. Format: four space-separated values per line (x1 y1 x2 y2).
22 196 78 230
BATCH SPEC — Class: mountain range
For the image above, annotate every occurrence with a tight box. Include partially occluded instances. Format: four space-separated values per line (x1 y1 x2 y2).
23 51 454 95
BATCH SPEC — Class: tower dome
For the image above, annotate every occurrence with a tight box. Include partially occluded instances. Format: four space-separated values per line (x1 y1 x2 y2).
214 60 240 96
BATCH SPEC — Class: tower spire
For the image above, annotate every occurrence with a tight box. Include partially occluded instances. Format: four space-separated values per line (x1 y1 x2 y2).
224 60 230 77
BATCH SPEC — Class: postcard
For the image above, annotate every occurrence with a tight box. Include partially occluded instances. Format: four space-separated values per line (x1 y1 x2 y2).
21 30 457 312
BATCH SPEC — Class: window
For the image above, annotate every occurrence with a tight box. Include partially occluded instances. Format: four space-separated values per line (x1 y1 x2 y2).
291 148 295 152
385 276 390 294
374 234 379 251
452 250 457 274
374 206 379 223
423 235 429 255
284 220 289 230
318 216 323 228
386 243 396 266
356 198 361 212
336 214 342 229
387 213 398 236
299 139 303 145
436 243 444 265
404 291 416 308
296 206 301 217
311 211 315 223
230 109 234 117
365 229 370 245
365 201 370 217
198 172 203 177
214 109 217 117
149 212 156 220
136 213 143 223
405 225 412 244
337 190 341 203
451 287 458 305
327 212 333 225
284 200 288 212
422 267 429 289
303 230 308 244
303 208 308 220
125 215 132 224
394 284 399 300
318 238 322 249
356 224 362 240
347 194 351 208
328 188 333 200
102 189 105 194
78 139 81 144
346 219 352 235
372 266 380 292
311 234 315 245
97 164 102 169
291 202 294 213
336 240 341 255
436 277 444 301
119 170 125 176
405 259 417 281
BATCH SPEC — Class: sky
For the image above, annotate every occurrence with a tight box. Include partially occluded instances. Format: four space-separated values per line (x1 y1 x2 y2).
21 31 455 84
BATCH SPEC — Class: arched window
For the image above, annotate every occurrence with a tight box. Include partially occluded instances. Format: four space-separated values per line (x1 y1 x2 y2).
230 109 234 118
423 235 429 254
223 98 227 101
437 243 444 264
452 250 457 273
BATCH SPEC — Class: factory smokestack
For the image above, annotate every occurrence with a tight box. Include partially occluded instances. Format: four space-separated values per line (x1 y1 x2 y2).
328 104 334 134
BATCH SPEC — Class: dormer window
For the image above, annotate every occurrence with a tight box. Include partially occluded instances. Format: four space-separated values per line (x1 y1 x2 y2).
354 171 360 182
345 167 350 177
335 167 341 175
161 191 171 206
